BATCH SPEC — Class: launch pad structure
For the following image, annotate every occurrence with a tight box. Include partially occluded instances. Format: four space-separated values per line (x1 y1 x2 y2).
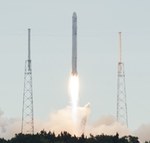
117 32 128 127
21 29 34 134
20 16 128 135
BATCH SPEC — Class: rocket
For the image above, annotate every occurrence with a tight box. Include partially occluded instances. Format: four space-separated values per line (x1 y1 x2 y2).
72 12 77 75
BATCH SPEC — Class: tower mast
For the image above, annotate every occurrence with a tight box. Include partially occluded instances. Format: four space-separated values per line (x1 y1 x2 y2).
117 32 128 126
21 28 34 134
28 28 31 70
119 32 122 63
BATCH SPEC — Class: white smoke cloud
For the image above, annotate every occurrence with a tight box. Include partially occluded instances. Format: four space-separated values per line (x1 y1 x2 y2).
87 115 130 137
133 124 150 142
37 105 149 142
0 109 7 133
0 108 20 139
47 106 75 134
36 104 91 136
34 104 130 137
1 106 150 142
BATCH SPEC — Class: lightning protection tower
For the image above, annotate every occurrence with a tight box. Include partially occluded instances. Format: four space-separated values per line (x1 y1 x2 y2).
117 32 128 127
21 28 34 134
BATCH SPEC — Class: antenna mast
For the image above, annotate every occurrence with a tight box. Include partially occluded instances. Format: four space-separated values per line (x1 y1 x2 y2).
28 28 31 71
119 32 122 63
117 32 128 127
21 28 34 134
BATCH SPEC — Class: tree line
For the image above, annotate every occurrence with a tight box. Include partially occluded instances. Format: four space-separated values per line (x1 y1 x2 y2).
0 130 144 143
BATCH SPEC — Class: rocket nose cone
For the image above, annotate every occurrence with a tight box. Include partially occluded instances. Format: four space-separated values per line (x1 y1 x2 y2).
73 12 77 17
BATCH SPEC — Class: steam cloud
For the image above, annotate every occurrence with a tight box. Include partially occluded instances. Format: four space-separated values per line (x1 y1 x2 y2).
0 107 150 142
0 109 20 139
133 124 150 142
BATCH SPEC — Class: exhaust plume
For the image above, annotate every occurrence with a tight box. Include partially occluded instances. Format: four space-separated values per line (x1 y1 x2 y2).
69 75 79 132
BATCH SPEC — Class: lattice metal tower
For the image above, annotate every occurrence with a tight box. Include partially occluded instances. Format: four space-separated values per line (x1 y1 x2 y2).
117 32 128 126
21 28 34 134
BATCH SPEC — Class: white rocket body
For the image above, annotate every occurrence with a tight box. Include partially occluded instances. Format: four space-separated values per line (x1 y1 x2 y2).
72 12 77 75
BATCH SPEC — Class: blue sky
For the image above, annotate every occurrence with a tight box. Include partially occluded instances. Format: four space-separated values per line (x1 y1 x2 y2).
0 0 150 131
